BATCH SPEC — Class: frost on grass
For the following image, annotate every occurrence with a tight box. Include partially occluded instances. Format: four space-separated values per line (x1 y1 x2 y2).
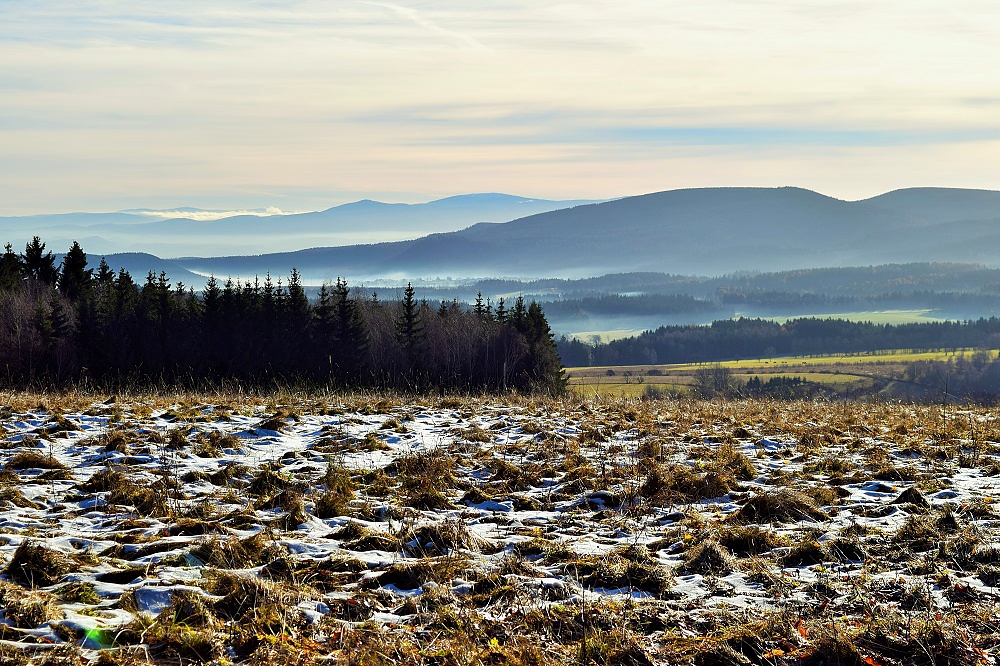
0 394 997 664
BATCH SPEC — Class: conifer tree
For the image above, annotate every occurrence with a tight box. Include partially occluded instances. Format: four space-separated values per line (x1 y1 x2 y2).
0 243 22 291
396 282 424 363
22 236 57 285
332 278 369 381
287 268 309 317
525 300 565 394
58 241 92 303
511 295 528 333
96 258 114 285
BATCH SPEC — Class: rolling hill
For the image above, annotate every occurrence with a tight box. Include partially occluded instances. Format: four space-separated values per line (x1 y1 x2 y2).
169 186 1000 283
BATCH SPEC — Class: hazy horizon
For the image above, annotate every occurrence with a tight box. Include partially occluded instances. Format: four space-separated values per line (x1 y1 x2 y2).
9 184 1000 219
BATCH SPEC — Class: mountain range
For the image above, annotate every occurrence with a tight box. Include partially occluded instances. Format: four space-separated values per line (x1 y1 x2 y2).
151 186 1000 285
9 186 1000 288
0 194 595 257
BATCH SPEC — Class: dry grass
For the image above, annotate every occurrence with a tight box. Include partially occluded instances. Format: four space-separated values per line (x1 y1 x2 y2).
0 391 998 665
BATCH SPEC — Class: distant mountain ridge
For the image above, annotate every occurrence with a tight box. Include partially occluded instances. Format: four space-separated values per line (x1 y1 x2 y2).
0 193 597 257
167 186 1000 284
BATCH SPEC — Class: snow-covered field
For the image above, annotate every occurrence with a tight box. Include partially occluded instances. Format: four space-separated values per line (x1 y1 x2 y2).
0 394 997 664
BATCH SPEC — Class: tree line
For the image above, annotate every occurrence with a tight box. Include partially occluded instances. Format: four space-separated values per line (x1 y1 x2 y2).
558 316 1000 367
0 238 564 393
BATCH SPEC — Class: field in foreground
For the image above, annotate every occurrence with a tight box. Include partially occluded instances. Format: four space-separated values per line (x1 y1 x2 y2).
0 392 998 665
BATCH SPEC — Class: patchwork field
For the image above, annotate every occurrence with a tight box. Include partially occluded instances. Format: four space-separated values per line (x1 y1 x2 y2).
0 392 997 664
566 349 996 398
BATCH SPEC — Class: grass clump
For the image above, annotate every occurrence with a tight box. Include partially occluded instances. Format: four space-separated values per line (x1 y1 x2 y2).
6 450 66 470
247 466 305 497
717 524 789 556
0 581 63 627
713 440 758 481
567 551 673 596
77 468 170 516
366 557 470 591
204 571 289 621
314 462 355 518
682 538 735 574
255 409 298 432
0 486 41 509
189 532 284 568
782 537 833 567
55 582 100 605
489 457 543 490
730 489 828 524
640 464 733 504
118 612 221 664
4 541 69 588
404 519 486 556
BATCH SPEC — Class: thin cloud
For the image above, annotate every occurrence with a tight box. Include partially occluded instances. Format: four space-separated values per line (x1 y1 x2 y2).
125 207 299 221
360 1 488 50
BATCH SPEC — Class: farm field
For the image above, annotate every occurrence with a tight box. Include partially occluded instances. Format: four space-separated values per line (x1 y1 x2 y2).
0 392 997 664
568 329 650 344
763 310 945 325
566 349 998 398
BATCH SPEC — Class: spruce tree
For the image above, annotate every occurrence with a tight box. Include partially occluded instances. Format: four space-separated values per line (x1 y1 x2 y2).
525 300 565 394
287 268 309 317
0 243 22 291
58 241 92 303
332 278 369 382
95 257 114 285
22 236 58 285
511 295 527 333
396 282 424 363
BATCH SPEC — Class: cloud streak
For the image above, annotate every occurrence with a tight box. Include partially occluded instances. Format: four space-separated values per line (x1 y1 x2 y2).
361 2 488 50
3 1 1000 214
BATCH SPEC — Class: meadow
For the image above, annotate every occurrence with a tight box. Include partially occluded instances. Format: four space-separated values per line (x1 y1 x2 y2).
0 391 996 664
565 348 997 398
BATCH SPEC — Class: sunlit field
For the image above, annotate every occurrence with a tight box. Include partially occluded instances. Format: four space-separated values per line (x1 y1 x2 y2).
0 391 997 664
566 348 998 398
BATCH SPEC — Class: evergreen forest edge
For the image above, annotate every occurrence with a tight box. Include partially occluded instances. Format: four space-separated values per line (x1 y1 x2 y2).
0 238 564 393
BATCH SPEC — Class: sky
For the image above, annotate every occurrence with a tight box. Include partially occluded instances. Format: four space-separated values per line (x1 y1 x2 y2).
3 0 1000 215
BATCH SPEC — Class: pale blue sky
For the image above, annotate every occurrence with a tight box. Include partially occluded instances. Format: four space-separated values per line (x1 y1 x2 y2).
3 1 1000 214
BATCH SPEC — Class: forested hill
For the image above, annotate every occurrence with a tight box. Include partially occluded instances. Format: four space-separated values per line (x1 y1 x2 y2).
171 186 1000 282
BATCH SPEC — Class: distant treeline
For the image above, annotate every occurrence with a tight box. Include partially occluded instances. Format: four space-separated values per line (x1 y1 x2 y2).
542 289 1000 322
0 238 564 392
558 317 1000 367
462 263 1000 299
715 288 1000 314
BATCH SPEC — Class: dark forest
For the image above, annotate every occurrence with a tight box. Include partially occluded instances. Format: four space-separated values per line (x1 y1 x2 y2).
0 238 564 393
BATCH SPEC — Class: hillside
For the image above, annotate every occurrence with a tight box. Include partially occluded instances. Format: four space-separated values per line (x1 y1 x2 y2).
171 186 1000 282
0 194 594 257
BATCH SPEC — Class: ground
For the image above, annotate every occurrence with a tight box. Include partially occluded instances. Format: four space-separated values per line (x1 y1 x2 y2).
0 391 997 665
